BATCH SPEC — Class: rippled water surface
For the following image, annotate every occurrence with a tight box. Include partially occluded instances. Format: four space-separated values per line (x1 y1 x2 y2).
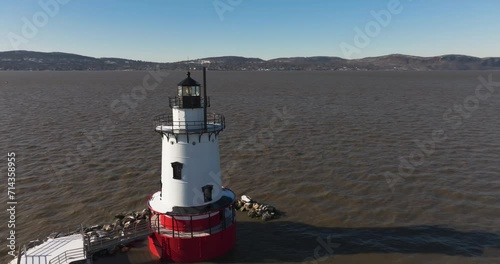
1 71 500 264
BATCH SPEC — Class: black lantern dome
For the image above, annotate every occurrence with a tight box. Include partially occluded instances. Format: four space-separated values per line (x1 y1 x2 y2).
177 72 200 87
170 71 203 109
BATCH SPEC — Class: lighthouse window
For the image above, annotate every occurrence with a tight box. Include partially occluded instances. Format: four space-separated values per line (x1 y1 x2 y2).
192 86 200 96
202 185 213 202
171 162 183 180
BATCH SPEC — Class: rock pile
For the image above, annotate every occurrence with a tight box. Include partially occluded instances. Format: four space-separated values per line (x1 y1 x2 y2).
233 195 281 221
82 208 150 243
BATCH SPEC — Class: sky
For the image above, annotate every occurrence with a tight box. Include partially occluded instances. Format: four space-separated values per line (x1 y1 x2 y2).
1 0 499 62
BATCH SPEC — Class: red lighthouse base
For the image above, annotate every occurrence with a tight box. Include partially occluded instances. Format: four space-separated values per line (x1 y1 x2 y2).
147 191 237 262
148 223 236 262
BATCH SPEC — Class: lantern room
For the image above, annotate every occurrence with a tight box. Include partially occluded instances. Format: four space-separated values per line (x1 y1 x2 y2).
170 72 204 109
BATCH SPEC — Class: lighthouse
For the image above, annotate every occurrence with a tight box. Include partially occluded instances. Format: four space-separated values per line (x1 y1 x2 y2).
147 68 236 262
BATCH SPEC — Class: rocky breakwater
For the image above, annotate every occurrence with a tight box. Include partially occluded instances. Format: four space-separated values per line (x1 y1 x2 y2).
233 195 282 221
82 208 151 256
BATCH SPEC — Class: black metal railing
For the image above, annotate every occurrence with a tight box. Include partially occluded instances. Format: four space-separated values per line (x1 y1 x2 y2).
169 96 210 109
148 207 235 239
153 113 225 134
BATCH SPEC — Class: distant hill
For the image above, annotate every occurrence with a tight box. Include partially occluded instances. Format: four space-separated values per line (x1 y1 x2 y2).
0 50 159 71
0 50 499 71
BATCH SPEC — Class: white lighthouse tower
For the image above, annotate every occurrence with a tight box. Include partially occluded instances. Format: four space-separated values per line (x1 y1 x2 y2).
147 68 236 262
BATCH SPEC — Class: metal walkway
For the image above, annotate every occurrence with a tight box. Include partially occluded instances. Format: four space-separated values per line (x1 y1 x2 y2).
10 234 86 264
85 222 152 256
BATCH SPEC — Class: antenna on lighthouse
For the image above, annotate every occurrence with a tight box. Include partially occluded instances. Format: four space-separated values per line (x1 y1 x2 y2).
203 67 208 131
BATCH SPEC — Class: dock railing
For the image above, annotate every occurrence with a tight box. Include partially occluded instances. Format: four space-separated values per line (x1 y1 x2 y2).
85 221 152 256
48 248 85 264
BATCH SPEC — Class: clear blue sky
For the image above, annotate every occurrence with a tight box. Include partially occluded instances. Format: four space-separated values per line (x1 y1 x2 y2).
1 0 499 62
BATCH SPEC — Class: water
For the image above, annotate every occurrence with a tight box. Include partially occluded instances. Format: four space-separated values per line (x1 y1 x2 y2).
1 71 500 264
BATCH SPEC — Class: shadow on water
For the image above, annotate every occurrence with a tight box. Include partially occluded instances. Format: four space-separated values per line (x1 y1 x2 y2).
94 221 500 264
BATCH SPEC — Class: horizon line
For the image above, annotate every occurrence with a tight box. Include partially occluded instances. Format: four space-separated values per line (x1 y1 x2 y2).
1 49 499 64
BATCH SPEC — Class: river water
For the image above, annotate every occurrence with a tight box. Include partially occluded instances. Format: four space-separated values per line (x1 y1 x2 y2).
1 71 500 264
